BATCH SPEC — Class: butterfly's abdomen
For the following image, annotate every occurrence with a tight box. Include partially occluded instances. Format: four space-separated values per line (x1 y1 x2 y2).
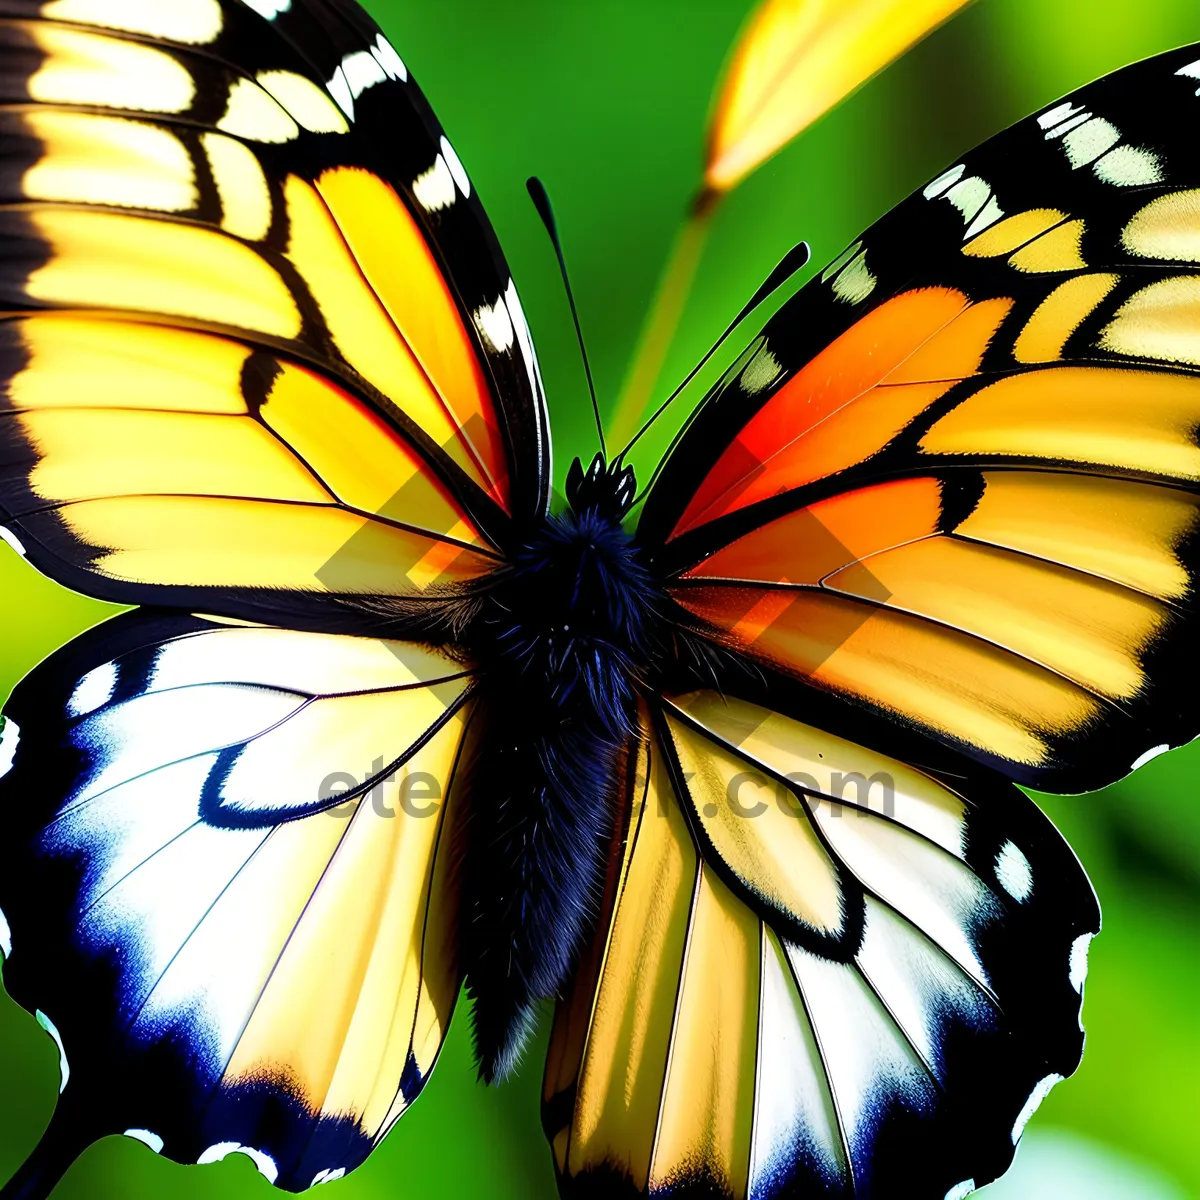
461 507 660 1082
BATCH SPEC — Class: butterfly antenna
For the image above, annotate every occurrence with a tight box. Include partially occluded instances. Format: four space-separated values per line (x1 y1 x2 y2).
615 240 812 462
527 176 607 462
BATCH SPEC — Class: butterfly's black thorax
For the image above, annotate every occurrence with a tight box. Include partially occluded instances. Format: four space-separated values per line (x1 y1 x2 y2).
460 456 664 1081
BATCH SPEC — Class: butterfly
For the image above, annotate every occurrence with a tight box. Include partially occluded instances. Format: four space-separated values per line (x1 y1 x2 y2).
3 0 1199 1196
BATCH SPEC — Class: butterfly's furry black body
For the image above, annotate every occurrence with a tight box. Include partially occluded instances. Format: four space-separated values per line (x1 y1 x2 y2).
460 455 663 1082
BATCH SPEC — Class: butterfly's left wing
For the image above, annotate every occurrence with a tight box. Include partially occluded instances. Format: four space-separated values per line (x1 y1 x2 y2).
0 613 470 1191
0 0 548 624
543 698 1099 1198
641 40 1200 793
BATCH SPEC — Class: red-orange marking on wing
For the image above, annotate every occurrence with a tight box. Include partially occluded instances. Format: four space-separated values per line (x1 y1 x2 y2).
673 290 1011 537
682 477 943 585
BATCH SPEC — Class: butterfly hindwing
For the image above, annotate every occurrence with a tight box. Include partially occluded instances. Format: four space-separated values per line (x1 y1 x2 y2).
0 611 469 1190
642 41 1200 791
0 0 548 620
543 700 1099 1199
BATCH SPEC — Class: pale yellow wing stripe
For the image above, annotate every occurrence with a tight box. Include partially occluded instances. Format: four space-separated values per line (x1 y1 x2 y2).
921 367 1200 480
963 195 1200 367
282 172 502 497
546 736 757 1195
37 0 229 46
4 313 487 546
19 205 303 335
315 168 509 503
664 706 848 940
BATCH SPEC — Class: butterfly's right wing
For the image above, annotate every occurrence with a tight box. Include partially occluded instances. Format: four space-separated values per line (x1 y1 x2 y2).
543 697 1099 1199
0 612 470 1192
640 41 1200 794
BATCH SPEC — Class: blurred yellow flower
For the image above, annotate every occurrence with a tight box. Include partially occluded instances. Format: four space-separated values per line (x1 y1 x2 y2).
705 0 974 195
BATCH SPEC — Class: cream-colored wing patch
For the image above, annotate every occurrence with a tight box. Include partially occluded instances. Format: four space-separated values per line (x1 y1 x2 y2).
42 0 224 44
25 22 196 113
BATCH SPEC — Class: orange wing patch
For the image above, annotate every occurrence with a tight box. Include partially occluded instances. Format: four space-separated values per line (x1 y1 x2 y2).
683 476 942 587
673 464 1194 772
672 290 1011 537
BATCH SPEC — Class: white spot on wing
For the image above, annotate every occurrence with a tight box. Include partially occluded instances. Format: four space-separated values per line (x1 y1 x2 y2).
312 1168 347 1186
217 78 298 143
0 907 11 960
36 1010 69 1093
740 346 783 395
372 35 407 82
0 718 18 778
945 176 992 224
1061 117 1122 168
820 240 862 281
474 296 515 353
995 840 1033 903
198 1143 278 1183
327 65 354 119
1094 145 1164 187
1012 1073 1064 1144
439 136 471 198
965 195 1004 238
413 155 456 212
125 1129 164 1154
240 1148 278 1184
255 70 349 134
504 279 544 405
945 1181 976 1200
1131 743 1170 771
0 525 26 556
327 43 402 121
1176 59 1200 80
198 1142 239 1166
1038 101 1085 129
1045 111 1092 139
67 661 118 719
342 50 386 100
44 0 224 43
923 164 964 199
242 0 291 17
1069 932 1094 993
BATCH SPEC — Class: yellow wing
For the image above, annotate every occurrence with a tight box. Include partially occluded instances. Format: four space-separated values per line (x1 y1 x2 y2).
544 698 1099 1197
0 0 549 620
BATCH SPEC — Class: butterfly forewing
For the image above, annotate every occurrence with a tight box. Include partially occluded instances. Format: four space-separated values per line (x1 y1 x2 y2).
643 42 1200 793
0 0 549 623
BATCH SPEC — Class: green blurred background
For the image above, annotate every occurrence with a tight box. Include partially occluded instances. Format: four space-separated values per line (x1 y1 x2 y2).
2 0 1199 1196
